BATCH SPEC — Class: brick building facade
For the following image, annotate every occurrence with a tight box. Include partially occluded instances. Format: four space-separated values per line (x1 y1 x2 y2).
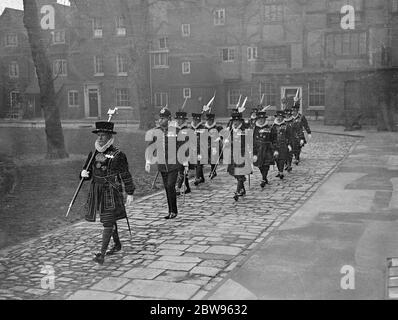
0 0 397 125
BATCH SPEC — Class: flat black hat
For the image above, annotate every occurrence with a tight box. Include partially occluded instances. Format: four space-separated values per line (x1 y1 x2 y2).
92 121 117 134
257 111 268 119
159 107 171 118
206 113 215 119
175 111 188 119
292 104 300 109
275 110 285 117
231 111 243 120
192 113 202 119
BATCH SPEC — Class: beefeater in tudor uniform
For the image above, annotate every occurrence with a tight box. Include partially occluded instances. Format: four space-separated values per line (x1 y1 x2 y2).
284 108 294 173
81 121 135 265
204 113 223 180
291 101 312 165
190 113 206 186
226 110 251 201
173 111 191 196
271 110 292 180
253 111 276 188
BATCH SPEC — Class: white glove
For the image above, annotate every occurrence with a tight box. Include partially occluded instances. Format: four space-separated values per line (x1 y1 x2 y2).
125 194 134 206
273 151 279 158
145 162 151 173
288 145 292 152
197 154 202 161
300 139 305 147
81 169 90 178
184 166 189 174
253 155 258 162
224 139 230 144
308 134 312 140
212 147 217 155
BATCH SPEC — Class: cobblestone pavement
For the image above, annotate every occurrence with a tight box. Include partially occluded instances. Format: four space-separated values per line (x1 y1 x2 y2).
0 133 359 300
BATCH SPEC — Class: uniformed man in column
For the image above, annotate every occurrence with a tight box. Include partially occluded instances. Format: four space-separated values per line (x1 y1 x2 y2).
190 112 206 186
204 112 223 180
284 108 294 173
291 101 312 165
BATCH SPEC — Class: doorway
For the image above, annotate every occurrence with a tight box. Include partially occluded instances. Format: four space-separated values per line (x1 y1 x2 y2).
84 84 101 118
281 86 302 113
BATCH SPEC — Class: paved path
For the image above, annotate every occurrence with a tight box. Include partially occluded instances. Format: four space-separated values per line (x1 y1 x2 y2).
0 133 358 300
208 132 398 300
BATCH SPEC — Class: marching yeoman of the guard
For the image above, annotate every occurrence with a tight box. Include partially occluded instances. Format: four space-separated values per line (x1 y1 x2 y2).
249 107 259 129
81 121 135 265
173 111 191 196
145 107 188 219
253 111 277 188
190 113 206 186
291 100 312 165
205 112 223 179
283 108 294 173
271 110 293 180
226 110 252 201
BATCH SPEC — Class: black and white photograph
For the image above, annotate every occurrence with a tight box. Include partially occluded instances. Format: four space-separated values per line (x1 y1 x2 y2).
0 0 397 306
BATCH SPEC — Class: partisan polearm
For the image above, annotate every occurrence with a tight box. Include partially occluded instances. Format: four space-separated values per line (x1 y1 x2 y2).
65 108 118 218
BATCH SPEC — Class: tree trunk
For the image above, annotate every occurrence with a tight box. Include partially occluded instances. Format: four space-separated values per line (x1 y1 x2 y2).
23 0 68 159
120 0 155 131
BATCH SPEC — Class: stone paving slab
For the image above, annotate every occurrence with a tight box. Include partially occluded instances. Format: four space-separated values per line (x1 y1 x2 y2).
0 133 358 300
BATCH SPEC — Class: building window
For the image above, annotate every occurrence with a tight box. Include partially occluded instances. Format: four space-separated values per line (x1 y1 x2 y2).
10 91 21 107
182 61 190 74
309 80 325 107
116 16 126 36
326 32 367 57
327 12 363 27
263 46 289 63
92 17 103 38
68 91 79 107
152 52 169 68
159 37 168 49
9 62 19 78
53 59 67 77
182 24 190 37
214 8 226 26
116 88 130 107
264 1 284 23
5 33 18 47
154 92 168 107
220 48 235 62
247 47 258 61
94 55 104 76
228 89 242 107
392 0 398 13
183 88 191 99
52 30 65 44
116 54 128 75
260 82 277 106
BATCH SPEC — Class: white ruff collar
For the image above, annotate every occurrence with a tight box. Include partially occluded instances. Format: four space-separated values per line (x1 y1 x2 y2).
191 122 203 129
293 113 300 120
95 137 114 153
273 119 285 126
256 121 270 128
205 122 216 129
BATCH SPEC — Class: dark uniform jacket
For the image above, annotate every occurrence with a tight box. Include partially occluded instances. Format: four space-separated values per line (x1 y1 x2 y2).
253 123 276 167
271 120 292 161
148 125 184 173
83 145 135 223
190 122 207 166
205 122 223 164
291 114 311 147
227 122 252 176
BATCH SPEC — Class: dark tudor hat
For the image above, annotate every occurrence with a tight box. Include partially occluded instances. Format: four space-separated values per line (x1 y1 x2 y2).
231 111 243 121
206 113 215 120
275 110 285 117
92 121 117 134
292 104 300 109
257 111 268 119
175 111 188 119
192 113 202 120
159 107 171 118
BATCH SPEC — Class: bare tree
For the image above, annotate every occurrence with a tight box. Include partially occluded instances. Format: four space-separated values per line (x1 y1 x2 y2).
23 0 68 159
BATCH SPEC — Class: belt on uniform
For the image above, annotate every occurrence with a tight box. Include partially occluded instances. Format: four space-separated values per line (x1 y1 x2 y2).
93 174 119 184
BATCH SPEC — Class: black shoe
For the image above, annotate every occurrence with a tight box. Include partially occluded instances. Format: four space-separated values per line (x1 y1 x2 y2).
194 179 200 186
106 243 121 256
237 189 245 196
184 188 191 194
209 171 217 180
233 193 239 201
295 160 299 165
164 212 172 219
93 253 104 265
169 212 178 219
279 174 284 180
260 180 267 188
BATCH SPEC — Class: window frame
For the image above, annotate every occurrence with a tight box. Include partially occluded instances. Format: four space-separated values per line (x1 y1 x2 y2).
159 37 168 50
152 52 169 68
220 47 236 62
183 88 191 99
260 82 277 107
264 3 284 24
325 31 368 58
9 61 19 78
116 16 127 36
182 61 191 74
308 80 325 108
94 55 104 76
247 46 258 61
115 88 131 107
92 17 103 38
214 8 226 26
116 54 128 76
181 23 191 37
52 29 66 44
68 90 79 107
5 33 18 47
53 59 68 77
10 91 21 107
154 92 168 107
